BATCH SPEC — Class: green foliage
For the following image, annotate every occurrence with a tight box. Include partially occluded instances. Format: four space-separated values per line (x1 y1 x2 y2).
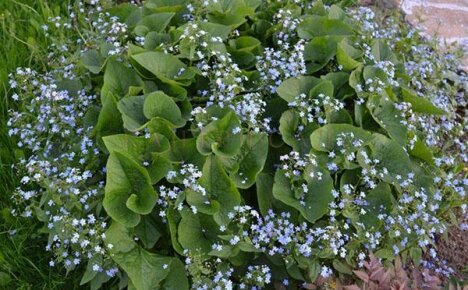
104 151 157 227
196 111 242 157
73 1 462 288
0 0 99 288
4 0 467 288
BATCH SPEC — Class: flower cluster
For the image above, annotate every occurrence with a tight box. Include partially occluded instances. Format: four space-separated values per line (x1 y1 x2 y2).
289 93 345 126
7 0 125 278
256 9 306 93
158 163 206 217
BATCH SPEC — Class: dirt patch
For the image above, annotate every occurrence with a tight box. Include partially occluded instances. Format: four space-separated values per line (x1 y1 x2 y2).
436 213 468 280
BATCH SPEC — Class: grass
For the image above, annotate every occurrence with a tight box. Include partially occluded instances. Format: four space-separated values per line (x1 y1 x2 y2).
0 0 82 288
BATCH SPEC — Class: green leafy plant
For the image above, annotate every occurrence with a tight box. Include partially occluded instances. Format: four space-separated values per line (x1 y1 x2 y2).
5 0 467 289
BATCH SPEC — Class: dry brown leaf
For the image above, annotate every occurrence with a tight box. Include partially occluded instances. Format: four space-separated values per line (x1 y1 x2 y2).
343 285 362 290
353 270 370 283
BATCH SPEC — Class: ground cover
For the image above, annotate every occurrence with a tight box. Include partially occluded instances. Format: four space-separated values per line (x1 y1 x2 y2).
1 0 466 289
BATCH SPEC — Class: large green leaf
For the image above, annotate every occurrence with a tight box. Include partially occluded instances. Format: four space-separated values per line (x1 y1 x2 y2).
177 210 213 255
297 15 353 39
227 36 262 68
303 36 339 72
401 87 446 115
276 76 321 103
81 49 105 74
409 138 434 165
134 12 175 36
361 182 393 229
256 173 292 217
256 173 275 217
309 79 334 98
117 95 148 131
199 155 241 225
205 0 260 16
336 39 362 71
322 72 350 93
131 51 191 86
106 222 188 290
225 133 269 188
95 93 123 146
101 60 144 99
206 12 247 30
135 214 162 249
196 111 242 157
166 208 184 255
279 110 318 154
359 134 411 184
165 138 206 169
147 117 178 141
363 65 388 84
367 94 407 146
103 133 172 184
103 133 170 160
310 124 373 152
371 39 398 63
199 21 232 39
273 166 334 223
160 258 189 289
143 91 185 127
104 152 157 227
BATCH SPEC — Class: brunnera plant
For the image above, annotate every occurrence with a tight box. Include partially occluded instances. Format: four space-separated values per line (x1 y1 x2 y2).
7 0 466 289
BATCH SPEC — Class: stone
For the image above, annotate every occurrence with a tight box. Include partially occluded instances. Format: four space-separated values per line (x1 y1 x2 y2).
399 0 468 70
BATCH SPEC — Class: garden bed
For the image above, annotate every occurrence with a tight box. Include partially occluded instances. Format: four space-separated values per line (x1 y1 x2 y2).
1 0 466 289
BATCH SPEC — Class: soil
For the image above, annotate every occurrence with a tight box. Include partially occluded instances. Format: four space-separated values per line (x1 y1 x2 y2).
436 213 468 280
